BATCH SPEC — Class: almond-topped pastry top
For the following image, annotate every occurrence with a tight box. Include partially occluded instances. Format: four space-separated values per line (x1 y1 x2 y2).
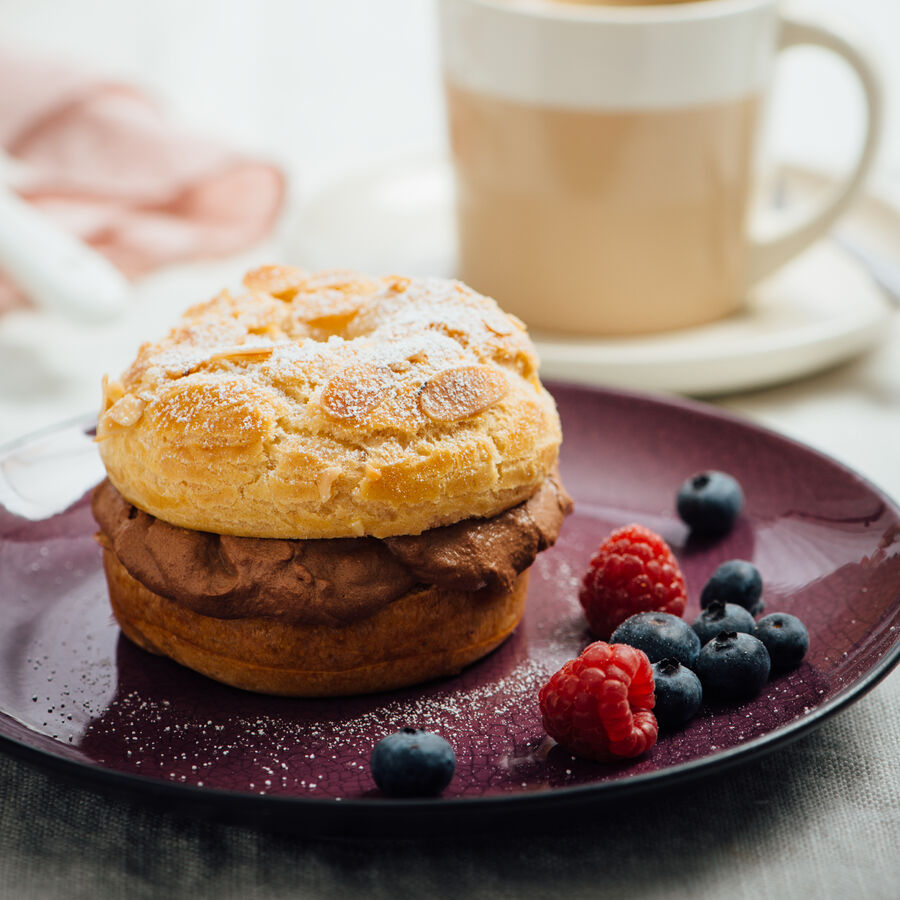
96 266 563 539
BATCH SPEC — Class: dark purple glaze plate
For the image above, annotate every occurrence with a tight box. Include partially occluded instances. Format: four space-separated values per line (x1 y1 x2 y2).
0 385 898 836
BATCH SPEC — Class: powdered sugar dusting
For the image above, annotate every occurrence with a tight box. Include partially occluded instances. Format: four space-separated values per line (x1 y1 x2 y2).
110 272 538 423
94 268 559 539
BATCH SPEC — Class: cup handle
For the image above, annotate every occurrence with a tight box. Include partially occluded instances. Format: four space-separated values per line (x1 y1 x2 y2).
747 14 884 285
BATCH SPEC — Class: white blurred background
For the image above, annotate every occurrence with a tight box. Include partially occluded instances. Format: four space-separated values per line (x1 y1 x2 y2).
0 0 896 191
0 0 896 445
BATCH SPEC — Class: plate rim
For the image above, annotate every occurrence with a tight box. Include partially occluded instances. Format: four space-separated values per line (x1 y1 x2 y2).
1 384 899 835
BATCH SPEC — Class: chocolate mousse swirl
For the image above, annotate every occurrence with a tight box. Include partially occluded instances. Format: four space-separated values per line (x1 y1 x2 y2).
92 473 572 628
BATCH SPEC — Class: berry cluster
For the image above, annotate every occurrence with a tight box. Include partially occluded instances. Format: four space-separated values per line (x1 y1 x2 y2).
613 560 806 731
542 471 810 759
369 471 813 788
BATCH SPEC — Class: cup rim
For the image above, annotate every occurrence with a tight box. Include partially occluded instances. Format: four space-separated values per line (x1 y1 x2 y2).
447 0 775 26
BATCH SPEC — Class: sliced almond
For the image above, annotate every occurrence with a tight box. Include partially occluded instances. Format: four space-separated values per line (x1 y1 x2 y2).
105 394 145 428
419 366 508 423
320 364 393 423
316 466 343 501
205 346 274 365
387 276 410 293
101 375 125 412
181 345 275 375
243 265 307 299
483 316 513 337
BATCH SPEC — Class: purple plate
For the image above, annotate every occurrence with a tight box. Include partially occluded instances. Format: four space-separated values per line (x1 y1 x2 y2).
1 384 898 836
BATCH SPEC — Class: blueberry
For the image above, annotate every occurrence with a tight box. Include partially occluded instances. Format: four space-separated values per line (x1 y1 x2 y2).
695 631 771 701
611 611 701 668
700 559 763 615
677 471 744 537
692 600 756 645
753 613 809 671
652 658 703 729
370 728 456 797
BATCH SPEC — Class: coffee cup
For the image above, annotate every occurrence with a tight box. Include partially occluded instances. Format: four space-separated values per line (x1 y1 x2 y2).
439 0 883 335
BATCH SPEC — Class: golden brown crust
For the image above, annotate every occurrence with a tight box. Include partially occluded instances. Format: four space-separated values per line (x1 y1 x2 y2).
103 549 529 697
96 267 562 539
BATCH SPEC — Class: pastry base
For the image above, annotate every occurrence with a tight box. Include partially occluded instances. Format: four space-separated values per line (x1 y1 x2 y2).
101 549 529 697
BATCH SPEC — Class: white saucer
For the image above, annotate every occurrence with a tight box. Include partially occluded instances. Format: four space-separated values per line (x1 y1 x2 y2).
288 154 896 396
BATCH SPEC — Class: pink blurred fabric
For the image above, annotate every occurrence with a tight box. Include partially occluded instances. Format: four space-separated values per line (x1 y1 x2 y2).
0 49 285 312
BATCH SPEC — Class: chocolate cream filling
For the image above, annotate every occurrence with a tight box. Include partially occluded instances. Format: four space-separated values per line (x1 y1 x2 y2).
92 472 572 628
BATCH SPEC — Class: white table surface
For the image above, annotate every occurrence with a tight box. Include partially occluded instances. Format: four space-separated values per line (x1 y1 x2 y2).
0 2 898 898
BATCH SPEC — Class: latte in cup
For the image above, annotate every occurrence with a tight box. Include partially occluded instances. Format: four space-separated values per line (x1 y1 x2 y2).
447 86 760 335
439 0 882 336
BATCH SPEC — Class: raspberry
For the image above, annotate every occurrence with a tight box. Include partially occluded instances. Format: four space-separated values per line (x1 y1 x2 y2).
579 524 687 639
538 641 658 762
